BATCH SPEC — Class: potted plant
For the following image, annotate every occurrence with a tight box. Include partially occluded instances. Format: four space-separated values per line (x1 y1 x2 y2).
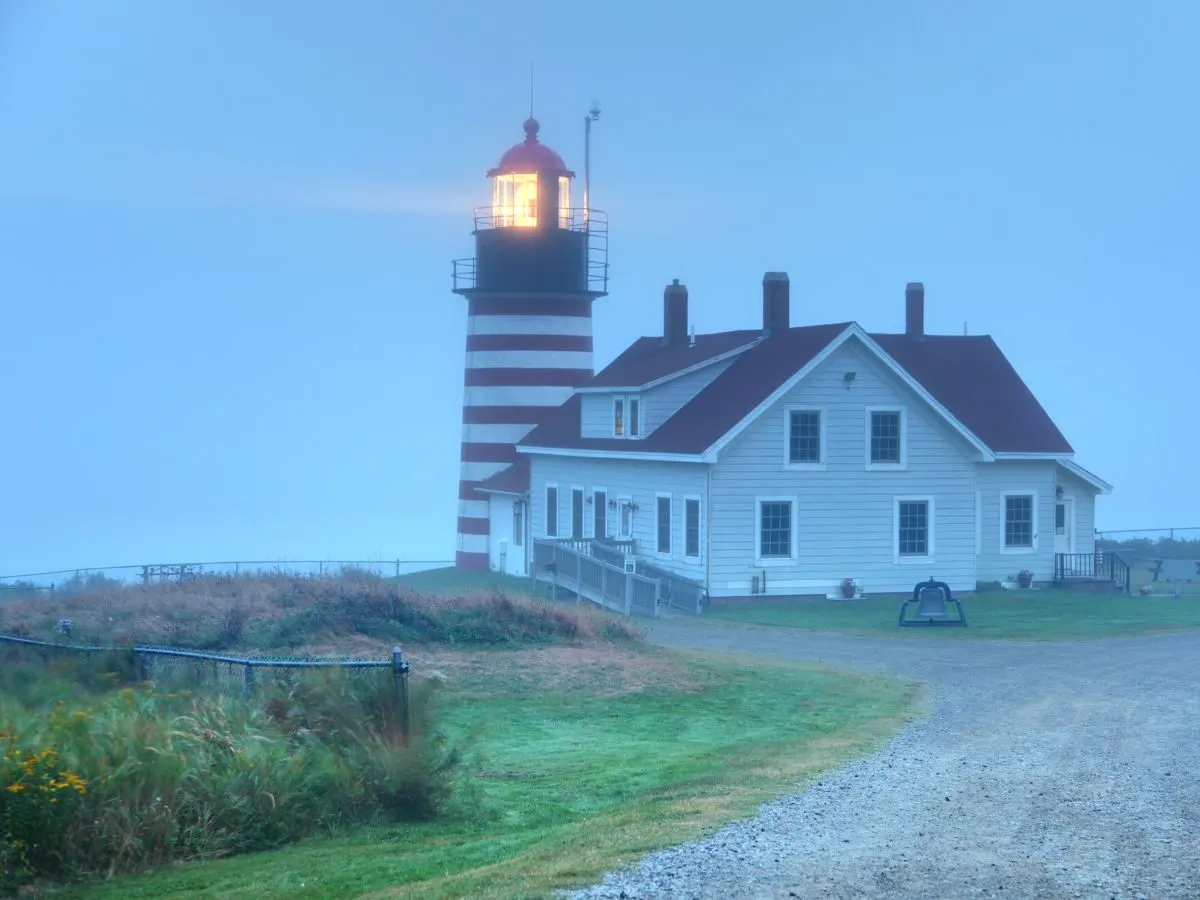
840 577 857 599
1017 569 1034 589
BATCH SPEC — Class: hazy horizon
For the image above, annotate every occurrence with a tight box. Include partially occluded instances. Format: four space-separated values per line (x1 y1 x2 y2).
2 1 1197 574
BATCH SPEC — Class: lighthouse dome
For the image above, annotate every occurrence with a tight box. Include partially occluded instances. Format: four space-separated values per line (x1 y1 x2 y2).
487 118 575 178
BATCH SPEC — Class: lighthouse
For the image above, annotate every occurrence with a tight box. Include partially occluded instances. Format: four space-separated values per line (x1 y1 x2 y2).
452 117 608 571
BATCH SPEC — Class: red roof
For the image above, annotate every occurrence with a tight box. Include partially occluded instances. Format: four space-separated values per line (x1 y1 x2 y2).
586 330 764 388
518 325 1073 456
474 459 531 495
487 118 574 178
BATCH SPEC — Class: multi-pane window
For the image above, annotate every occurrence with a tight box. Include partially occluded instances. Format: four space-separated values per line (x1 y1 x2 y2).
614 396 641 438
593 490 608 539
897 500 929 557
1055 503 1066 535
870 410 902 464
571 489 584 539
513 502 524 546
656 495 672 554
758 500 793 559
685 498 701 558
788 410 821 464
1005 495 1034 548
545 486 558 537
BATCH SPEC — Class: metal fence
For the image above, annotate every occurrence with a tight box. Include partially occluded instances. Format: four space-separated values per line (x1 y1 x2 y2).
1095 527 1200 597
0 558 455 595
0 632 413 732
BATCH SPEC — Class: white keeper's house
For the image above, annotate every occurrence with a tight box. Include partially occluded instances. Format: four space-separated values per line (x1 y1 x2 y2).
450 117 1112 599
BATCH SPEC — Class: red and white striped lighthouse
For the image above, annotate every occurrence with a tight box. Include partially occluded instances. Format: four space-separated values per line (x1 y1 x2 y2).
451 117 608 571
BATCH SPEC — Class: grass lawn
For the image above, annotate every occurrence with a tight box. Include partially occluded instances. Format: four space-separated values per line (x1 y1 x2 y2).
393 566 540 597
60 645 919 900
706 589 1200 640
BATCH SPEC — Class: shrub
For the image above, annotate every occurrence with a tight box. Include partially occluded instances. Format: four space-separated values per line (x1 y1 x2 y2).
0 664 463 891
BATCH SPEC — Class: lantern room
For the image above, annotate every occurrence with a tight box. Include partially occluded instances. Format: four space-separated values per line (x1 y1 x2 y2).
487 118 574 229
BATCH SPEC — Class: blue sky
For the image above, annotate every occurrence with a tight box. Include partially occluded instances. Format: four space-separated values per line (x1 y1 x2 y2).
1 0 1197 574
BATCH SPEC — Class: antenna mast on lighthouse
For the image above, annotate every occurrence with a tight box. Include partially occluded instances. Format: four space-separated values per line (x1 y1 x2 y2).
584 103 601 230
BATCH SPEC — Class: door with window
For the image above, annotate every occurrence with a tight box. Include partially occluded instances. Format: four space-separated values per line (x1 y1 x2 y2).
1054 498 1073 554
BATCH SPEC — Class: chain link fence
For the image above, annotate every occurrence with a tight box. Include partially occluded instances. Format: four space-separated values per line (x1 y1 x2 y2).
0 558 454 597
1096 528 1200 596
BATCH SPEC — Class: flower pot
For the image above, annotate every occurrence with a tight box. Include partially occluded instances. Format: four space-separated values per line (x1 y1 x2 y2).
1017 572 1033 589
840 581 856 599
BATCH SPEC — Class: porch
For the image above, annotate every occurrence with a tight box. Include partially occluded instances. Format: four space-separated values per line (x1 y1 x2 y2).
1053 550 1132 594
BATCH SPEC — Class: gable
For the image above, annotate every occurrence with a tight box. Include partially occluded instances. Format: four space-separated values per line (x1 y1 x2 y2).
519 322 1076 462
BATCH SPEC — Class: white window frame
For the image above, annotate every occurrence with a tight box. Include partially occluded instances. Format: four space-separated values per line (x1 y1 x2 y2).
893 495 935 564
654 492 673 557
612 394 642 439
783 406 827 470
755 495 797 567
683 494 702 560
616 494 634 540
1000 490 1039 554
591 487 608 540
544 483 559 538
864 406 908 471
570 485 585 540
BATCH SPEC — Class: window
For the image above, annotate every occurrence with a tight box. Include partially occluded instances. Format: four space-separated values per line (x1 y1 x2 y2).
756 497 795 564
1055 502 1066 535
684 496 701 559
593 489 608 539
866 407 905 468
784 408 824 468
513 501 524 546
612 394 642 438
571 487 584 539
895 497 934 562
655 493 672 555
545 485 559 537
1003 493 1036 550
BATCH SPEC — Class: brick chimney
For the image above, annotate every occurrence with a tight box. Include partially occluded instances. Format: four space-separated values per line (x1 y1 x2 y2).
905 282 925 338
762 272 790 335
663 279 688 346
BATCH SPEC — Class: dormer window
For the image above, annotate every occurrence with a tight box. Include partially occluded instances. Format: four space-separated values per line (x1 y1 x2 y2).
613 395 641 439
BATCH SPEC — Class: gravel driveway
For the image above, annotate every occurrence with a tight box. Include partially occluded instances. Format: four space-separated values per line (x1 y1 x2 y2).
564 617 1200 900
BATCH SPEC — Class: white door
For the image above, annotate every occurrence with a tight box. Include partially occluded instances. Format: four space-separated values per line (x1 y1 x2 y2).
618 499 633 540
1054 498 1074 554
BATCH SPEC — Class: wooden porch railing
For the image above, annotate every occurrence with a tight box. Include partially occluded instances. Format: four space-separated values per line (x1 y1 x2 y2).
532 540 659 618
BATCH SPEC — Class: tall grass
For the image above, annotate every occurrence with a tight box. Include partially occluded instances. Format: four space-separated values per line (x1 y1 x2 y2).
0 570 642 651
0 652 463 893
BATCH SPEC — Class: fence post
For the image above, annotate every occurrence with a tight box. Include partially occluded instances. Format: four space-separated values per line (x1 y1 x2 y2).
243 664 255 699
138 651 149 682
392 646 411 740
395 559 401 578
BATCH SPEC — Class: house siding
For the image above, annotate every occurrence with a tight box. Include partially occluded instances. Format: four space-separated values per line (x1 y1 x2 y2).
708 339 981 597
578 357 740 440
974 461 1057 583
642 358 739 434
528 453 709 582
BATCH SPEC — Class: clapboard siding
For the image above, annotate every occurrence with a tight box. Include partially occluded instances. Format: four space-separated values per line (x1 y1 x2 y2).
642 358 739 434
974 461 1057 583
528 453 709 581
579 357 740 439
580 394 614 439
708 339 981 596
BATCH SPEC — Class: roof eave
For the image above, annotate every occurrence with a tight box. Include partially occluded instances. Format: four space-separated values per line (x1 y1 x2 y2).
1056 458 1113 494
515 445 712 464
576 339 763 394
